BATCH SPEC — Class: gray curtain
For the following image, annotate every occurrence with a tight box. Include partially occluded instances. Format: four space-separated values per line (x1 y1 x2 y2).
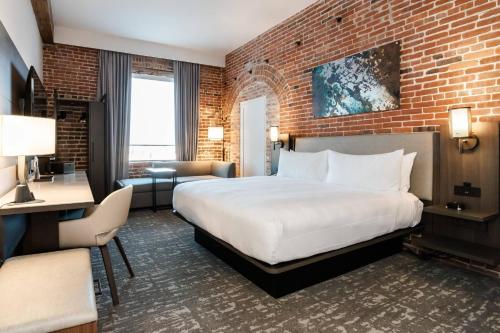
97 50 132 193
174 61 200 161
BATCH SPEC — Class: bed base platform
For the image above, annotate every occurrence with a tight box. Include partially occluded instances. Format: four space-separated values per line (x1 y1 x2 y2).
175 211 417 298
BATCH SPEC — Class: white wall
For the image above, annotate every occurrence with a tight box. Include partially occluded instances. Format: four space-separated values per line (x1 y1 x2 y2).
0 0 43 79
0 0 42 169
55 26 224 67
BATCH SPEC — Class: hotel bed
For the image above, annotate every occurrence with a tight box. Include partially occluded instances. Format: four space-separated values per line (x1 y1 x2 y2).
173 132 439 297
174 177 423 265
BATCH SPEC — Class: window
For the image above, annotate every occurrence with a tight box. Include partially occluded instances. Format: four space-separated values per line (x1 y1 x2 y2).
129 76 175 161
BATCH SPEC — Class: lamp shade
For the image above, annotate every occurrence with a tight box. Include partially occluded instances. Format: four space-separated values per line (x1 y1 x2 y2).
0 115 56 156
270 126 279 142
449 107 471 138
208 126 224 141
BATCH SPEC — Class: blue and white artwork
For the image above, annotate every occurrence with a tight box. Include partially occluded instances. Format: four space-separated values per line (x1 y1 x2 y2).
312 42 400 117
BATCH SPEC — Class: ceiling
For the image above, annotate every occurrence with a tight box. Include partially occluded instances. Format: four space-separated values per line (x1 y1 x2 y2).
51 0 318 67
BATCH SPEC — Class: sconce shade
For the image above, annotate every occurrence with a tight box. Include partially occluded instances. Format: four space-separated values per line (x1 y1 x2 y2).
0 115 56 156
270 126 279 142
449 107 472 138
208 126 224 141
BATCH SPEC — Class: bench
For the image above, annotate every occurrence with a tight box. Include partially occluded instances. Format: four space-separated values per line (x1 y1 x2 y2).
117 161 235 209
0 249 98 333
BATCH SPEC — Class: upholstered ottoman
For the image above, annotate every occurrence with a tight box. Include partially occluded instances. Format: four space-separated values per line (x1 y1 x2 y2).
0 249 97 333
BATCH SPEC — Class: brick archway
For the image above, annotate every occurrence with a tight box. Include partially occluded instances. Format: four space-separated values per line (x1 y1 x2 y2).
225 63 291 175
224 63 291 116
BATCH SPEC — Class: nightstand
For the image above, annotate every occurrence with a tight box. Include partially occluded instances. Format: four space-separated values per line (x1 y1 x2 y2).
423 205 497 223
412 205 500 266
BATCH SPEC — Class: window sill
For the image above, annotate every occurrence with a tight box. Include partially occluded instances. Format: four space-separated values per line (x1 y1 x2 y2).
129 160 176 163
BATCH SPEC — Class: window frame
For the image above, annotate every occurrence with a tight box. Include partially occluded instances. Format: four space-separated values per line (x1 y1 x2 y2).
129 73 175 162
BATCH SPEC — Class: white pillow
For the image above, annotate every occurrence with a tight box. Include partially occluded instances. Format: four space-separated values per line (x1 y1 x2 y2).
400 152 417 192
277 149 328 181
326 149 404 192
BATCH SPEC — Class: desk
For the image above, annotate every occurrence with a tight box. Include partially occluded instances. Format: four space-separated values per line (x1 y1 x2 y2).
0 171 94 256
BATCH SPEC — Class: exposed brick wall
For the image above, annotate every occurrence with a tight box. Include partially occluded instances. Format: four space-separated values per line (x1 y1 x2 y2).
43 44 98 170
197 65 224 161
43 44 98 104
132 54 173 76
55 104 88 170
128 161 153 178
224 0 500 145
43 43 223 176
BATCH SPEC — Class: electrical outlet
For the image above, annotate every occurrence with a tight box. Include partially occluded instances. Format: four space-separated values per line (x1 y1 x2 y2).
454 182 481 197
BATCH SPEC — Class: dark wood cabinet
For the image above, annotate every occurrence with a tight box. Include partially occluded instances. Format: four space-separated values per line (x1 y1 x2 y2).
88 102 106 203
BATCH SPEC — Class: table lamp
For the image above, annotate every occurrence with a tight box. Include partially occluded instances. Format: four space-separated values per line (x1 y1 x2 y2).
208 126 225 161
0 115 56 203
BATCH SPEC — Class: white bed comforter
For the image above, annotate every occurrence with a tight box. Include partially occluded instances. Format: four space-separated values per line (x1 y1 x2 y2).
173 176 423 265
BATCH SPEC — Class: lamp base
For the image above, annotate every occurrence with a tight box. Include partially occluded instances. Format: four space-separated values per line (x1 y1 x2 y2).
14 184 35 203
222 140 226 161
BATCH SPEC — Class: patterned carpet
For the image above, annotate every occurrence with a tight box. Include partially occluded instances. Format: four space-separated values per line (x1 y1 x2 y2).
91 209 500 332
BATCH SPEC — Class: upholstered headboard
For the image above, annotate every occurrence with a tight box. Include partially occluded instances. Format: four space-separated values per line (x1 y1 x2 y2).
294 132 440 202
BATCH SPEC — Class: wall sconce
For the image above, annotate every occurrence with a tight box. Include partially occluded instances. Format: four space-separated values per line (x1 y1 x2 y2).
57 110 67 120
79 113 87 123
208 126 225 161
270 126 284 150
449 107 479 153
208 126 223 141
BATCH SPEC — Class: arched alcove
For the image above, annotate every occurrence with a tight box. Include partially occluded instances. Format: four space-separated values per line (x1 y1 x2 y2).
225 63 291 175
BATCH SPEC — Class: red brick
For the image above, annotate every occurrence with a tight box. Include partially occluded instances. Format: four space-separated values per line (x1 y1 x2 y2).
44 44 223 174
45 0 499 166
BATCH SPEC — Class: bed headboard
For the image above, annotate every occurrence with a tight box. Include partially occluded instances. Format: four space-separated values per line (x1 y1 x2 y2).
294 132 440 202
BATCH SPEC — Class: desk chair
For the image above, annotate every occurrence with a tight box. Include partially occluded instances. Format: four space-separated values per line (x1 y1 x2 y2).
58 185 133 305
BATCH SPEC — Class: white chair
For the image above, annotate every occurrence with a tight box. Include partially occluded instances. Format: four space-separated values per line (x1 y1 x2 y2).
58 185 134 306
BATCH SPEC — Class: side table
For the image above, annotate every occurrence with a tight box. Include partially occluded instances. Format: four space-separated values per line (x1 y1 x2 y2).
145 167 177 212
